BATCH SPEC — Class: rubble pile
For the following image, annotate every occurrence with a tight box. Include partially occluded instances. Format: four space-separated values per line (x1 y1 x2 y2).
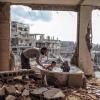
0 69 100 100
63 78 100 100
0 78 38 100
0 78 65 100
0 77 100 100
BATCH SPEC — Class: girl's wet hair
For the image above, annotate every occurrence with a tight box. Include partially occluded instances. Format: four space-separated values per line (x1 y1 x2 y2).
51 61 56 64
63 61 68 65
64 61 68 64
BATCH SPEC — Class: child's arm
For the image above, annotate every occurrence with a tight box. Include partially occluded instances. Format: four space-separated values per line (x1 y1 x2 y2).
45 65 51 70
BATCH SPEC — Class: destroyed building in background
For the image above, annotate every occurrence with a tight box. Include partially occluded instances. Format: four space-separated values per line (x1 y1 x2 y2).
11 21 32 54
60 41 75 58
11 21 75 59
1 2 100 99
11 21 100 66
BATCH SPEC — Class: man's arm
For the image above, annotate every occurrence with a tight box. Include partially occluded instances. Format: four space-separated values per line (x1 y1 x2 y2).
45 65 51 70
36 57 44 68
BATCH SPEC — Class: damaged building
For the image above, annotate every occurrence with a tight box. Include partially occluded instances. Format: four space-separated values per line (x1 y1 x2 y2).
0 0 100 99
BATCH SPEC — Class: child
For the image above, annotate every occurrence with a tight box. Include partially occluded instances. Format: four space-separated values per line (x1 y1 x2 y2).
46 61 56 71
61 61 70 72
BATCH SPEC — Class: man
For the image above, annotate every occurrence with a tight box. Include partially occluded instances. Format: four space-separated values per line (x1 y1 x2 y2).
21 47 48 70
21 47 48 80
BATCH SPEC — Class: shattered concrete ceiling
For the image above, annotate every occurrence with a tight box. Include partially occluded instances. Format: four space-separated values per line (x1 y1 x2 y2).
0 0 100 6
0 0 100 10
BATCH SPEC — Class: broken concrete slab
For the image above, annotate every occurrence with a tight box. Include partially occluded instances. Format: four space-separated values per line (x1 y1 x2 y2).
0 86 5 96
15 84 24 92
5 95 16 100
22 89 30 96
21 96 31 100
43 88 65 99
5 85 16 94
24 84 30 90
31 87 65 100
31 87 48 95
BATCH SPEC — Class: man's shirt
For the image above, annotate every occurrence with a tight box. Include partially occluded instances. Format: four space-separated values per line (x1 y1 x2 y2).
23 48 40 59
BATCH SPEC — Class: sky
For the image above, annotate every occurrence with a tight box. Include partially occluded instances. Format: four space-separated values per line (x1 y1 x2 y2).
11 5 100 44
92 10 100 44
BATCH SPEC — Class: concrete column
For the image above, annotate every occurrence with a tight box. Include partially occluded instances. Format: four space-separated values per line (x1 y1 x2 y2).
78 6 94 76
0 3 10 71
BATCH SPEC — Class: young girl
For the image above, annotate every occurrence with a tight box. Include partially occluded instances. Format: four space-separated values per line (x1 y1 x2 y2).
61 61 70 72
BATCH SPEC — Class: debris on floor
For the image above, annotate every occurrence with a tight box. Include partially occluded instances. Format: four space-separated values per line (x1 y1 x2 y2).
0 68 100 100
0 77 99 100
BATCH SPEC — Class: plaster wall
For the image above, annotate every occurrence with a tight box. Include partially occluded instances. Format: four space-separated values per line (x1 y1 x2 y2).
0 3 10 71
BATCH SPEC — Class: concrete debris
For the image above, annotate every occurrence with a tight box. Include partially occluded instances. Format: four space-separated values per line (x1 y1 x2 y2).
31 87 48 95
88 94 97 100
0 86 5 96
15 84 24 92
31 87 65 99
67 95 81 100
0 81 3 88
25 96 31 100
22 89 29 96
43 88 65 99
0 76 100 100
5 95 16 100
24 84 30 90
5 85 16 94
21 96 31 100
